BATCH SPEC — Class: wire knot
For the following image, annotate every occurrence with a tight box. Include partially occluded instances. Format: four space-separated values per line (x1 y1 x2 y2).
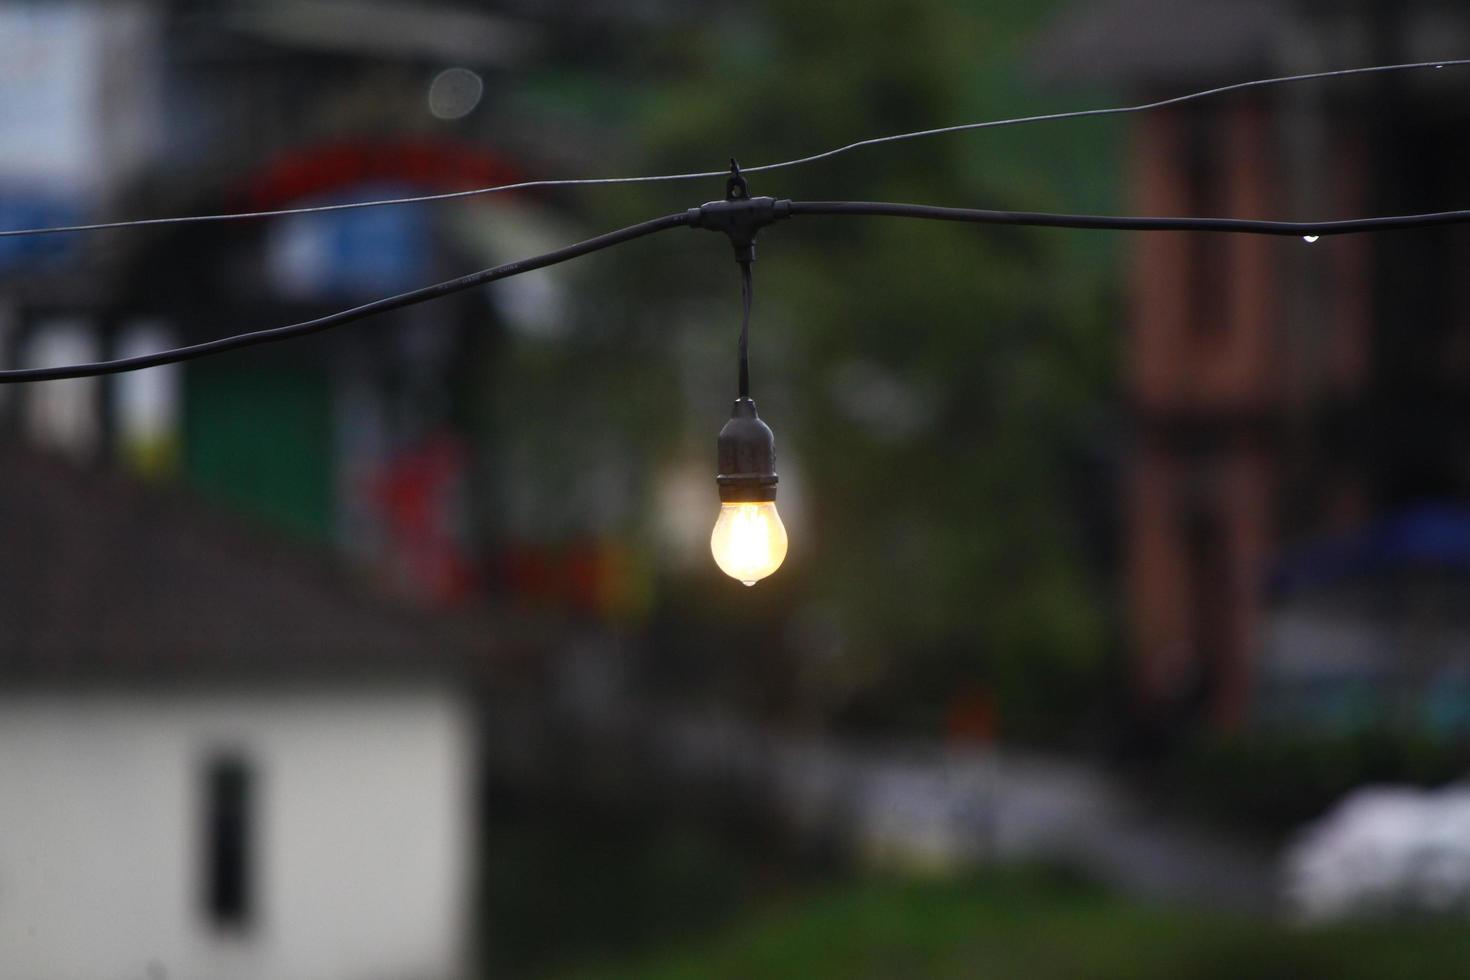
726 158 749 201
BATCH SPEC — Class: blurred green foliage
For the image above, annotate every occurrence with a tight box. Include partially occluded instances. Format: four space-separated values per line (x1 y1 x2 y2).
556 868 1470 980
484 810 760 977
1153 728 1470 839
510 0 1125 734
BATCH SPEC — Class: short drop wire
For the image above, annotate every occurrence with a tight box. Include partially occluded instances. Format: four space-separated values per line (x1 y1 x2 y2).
738 259 752 398
0 58 1466 239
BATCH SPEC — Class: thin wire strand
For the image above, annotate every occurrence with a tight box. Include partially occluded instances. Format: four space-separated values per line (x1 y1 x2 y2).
0 211 691 383
0 58 1464 239
743 58 1470 176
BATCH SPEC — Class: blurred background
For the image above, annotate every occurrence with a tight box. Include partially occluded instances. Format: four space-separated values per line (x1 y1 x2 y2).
3 0 1470 977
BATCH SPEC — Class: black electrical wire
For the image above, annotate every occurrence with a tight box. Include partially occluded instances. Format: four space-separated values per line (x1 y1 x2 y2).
784 201 1470 237
0 211 690 383
737 259 752 398
16 192 1470 384
0 58 1465 239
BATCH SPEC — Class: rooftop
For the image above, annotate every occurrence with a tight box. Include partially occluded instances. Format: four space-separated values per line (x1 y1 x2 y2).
0 445 529 685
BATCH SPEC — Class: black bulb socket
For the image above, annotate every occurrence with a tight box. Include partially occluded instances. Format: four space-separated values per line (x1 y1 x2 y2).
716 397 778 503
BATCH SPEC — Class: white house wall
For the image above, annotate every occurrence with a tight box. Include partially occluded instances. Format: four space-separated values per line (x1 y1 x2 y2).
0 687 476 980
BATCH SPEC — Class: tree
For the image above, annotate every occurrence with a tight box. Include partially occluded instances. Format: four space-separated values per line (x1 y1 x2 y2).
524 0 1123 736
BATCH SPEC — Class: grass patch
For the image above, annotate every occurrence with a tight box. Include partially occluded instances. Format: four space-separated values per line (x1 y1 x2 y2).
554 868 1470 979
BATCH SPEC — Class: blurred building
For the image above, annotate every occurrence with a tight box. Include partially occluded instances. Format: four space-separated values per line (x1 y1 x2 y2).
0 448 483 980
1038 0 1470 731
0 3 625 978
0 1 655 607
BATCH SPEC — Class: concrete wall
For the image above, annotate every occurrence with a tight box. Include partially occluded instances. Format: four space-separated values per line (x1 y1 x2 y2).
0 687 476 980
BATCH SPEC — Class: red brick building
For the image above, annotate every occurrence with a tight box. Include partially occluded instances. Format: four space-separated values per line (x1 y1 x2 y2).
1038 0 1470 729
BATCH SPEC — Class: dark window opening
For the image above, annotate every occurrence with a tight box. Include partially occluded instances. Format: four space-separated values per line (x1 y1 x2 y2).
1187 500 1229 711
202 755 254 932
1184 106 1230 335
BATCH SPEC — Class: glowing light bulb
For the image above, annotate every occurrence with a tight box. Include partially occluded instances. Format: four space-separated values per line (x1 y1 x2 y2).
712 393 784 586
710 500 788 586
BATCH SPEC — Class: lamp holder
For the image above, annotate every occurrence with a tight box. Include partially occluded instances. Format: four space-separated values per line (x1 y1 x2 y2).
688 159 791 264
716 396 778 502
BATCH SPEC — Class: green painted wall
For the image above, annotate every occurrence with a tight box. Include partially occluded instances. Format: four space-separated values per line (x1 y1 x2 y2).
183 363 334 542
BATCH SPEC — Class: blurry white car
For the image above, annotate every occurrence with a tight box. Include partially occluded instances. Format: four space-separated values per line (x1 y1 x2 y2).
1283 784 1470 920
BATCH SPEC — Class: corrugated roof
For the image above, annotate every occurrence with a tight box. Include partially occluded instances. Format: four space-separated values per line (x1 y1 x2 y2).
1032 0 1470 90
0 446 523 684
1031 0 1291 87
